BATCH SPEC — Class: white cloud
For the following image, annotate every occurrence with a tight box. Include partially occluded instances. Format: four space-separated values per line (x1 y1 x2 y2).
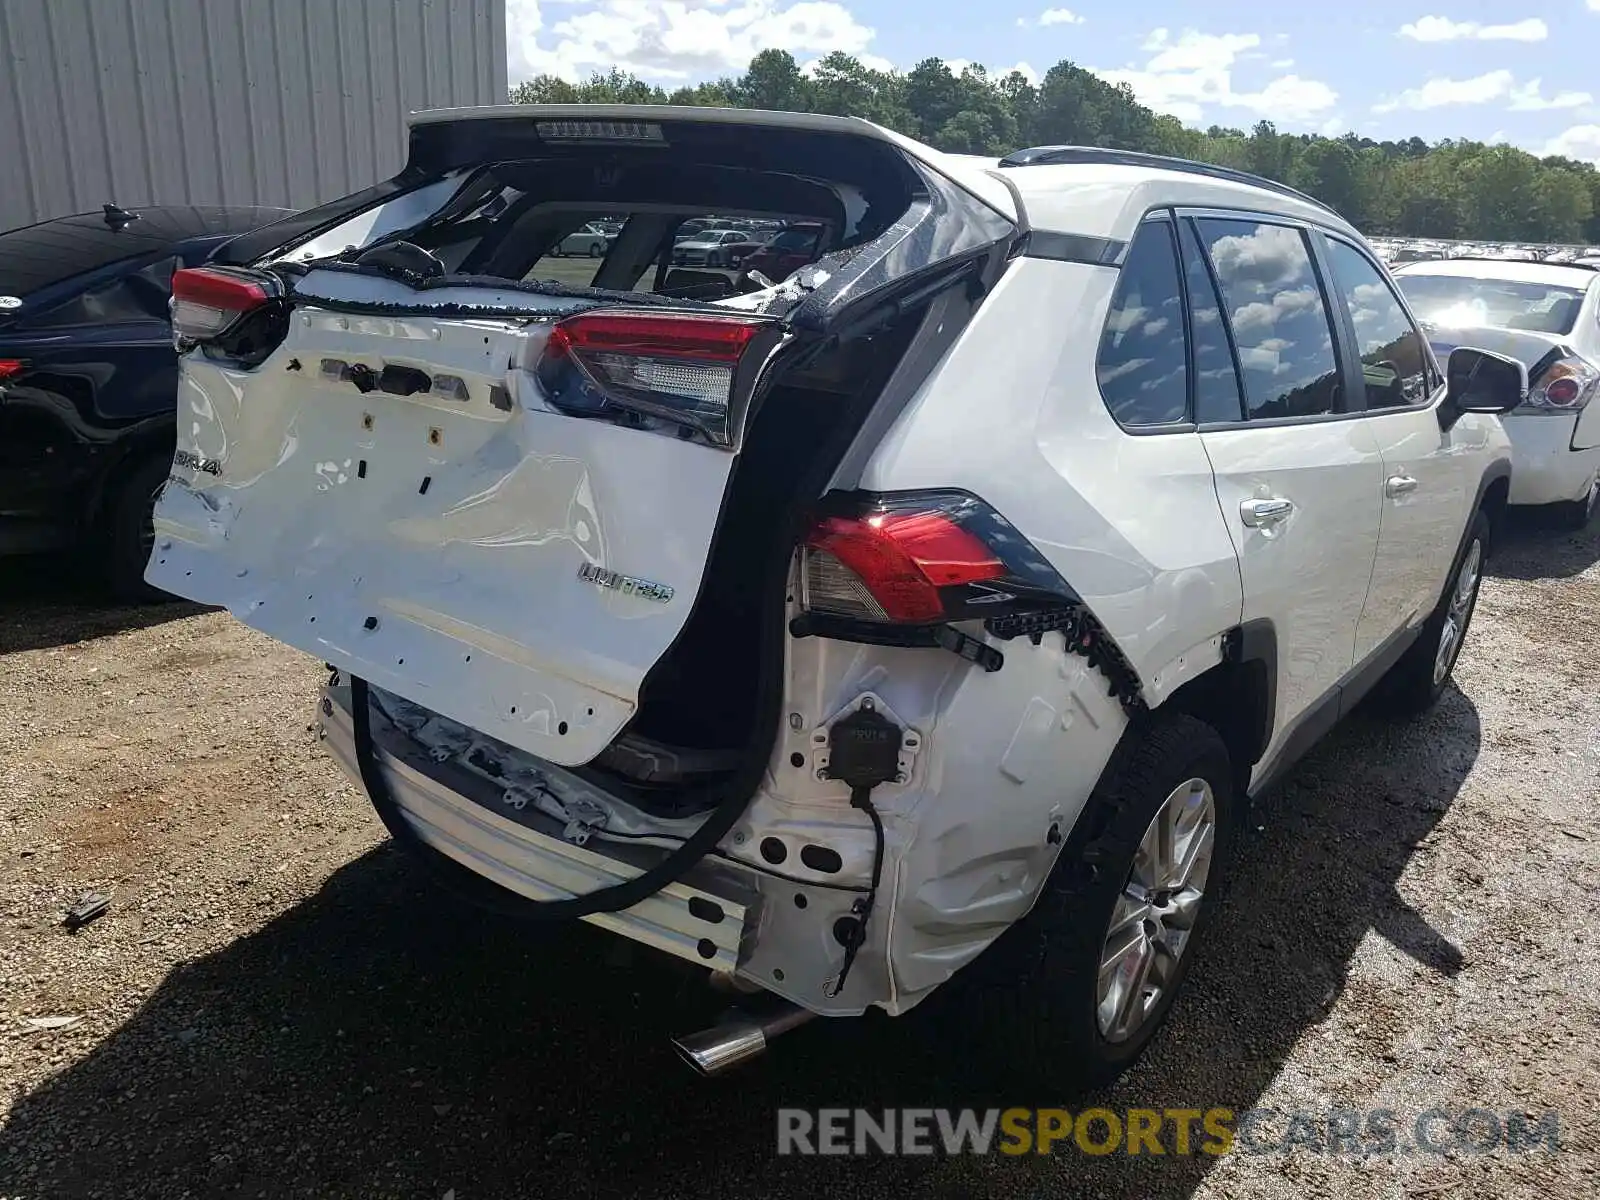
506 0 880 83
1508 79 1592 111
1372 70 1592 113
1543 124 1600 163
1372 69 1513 112
1271 58 1294 69
1398 15 1548 42
1018 7 1085 26
1092 28 1337 125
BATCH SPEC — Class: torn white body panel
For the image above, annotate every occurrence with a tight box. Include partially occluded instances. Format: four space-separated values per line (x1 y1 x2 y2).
148 298 737 768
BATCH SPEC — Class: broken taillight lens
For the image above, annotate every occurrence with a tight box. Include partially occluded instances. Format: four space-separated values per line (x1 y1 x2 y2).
536 309 776 446
170 267 277 342
800 491 1077 626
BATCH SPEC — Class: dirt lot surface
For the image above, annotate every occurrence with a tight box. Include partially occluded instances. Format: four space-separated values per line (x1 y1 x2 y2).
1 517 1597 1199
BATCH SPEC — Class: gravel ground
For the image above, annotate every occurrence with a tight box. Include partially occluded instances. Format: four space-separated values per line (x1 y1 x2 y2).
1 516 1597 1199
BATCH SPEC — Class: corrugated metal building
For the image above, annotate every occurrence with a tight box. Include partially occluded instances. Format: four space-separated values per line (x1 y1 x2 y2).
0 0 507 231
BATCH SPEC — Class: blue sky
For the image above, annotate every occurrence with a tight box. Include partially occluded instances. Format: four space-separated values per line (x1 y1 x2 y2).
504 0 1600 161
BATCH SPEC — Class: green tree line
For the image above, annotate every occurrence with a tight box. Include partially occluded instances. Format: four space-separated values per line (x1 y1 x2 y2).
511 50 1600 245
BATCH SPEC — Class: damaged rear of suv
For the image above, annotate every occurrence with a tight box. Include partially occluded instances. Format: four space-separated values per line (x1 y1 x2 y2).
148 106 1511 1088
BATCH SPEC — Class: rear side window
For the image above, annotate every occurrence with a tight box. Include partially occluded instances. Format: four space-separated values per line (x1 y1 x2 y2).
1325 240 1436 409
1095 219 1189 426
1196 218 1343 420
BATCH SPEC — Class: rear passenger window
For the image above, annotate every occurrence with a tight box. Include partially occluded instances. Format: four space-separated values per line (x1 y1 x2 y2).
1096 219 1188 426
1196 219 1343 420
1325 239 1436 409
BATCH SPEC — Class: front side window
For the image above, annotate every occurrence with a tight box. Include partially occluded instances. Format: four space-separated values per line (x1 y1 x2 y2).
1095 218 1189 426
1326 239 1435 409
1196 219 1343 420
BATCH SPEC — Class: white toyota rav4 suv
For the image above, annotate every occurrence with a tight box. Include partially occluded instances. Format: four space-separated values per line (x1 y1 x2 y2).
147 106 1521 1088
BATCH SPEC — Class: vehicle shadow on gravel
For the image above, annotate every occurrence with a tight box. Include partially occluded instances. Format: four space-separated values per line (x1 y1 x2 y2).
0 693 1481 1199
0 554 207 654
1485 509 1600 581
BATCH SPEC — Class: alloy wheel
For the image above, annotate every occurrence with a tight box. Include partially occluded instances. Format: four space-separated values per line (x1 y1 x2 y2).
1096 777 1217 1043
1433 537 1482 686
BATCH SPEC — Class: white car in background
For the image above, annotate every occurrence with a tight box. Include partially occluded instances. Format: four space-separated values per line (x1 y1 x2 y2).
1394 257 1600 527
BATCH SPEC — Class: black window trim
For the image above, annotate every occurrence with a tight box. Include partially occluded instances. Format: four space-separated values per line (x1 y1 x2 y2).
1177 205 1365 432
1178 213 1247 425
1318 230 1448 419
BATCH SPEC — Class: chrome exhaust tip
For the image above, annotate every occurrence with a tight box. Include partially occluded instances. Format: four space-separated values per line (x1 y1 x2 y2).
672 1004 816 1077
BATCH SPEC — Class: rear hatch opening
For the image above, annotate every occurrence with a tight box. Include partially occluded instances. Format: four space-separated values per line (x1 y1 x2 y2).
150 107 1019 828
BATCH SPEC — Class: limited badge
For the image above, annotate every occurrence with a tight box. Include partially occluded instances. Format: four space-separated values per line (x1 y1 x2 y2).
577 561 673 603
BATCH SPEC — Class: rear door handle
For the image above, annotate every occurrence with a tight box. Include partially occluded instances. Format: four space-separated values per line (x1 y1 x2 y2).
1385 474 1419 498
1240 497 1294 527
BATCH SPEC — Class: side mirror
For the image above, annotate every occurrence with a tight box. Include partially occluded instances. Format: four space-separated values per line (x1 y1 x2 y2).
1440 346 1526 429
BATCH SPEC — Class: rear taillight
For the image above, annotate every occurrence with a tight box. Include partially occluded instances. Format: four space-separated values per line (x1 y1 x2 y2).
0 359 24 383
170 267 276 342
536 309 778 446
796 490 1146 707
1525 356 1599 412
799 491 1077 627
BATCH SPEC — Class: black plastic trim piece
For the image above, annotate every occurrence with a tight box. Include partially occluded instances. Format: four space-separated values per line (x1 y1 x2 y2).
997 145 1336 217
985 604 1147 713
1223 618 1278 763
1019 230 1127 266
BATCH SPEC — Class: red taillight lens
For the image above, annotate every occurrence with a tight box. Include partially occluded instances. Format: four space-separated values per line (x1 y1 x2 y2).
0 359 24 383
1544 375 1581 406
799 492 1069 627
806 513 1005 623
170 267 273 341
538 309 773 445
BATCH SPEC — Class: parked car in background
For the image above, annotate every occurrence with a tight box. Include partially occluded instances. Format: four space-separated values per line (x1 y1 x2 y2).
552 222 615 257
739 222 825 282
1394 257 1600 527
672 229 757 268
0 203 291 598
145 106 1520 1089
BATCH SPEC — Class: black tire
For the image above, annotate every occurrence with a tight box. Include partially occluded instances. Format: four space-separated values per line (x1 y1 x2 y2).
588 241 603 258
1553 479 1597 531
1374 508 1489 716
946 712 1237 1093
105 452 175 604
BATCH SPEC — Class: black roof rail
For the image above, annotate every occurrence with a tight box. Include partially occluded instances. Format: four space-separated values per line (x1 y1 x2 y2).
996 145 1335 216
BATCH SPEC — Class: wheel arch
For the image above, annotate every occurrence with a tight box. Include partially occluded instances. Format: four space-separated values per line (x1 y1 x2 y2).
83 419 176 531
1157 618 1276 798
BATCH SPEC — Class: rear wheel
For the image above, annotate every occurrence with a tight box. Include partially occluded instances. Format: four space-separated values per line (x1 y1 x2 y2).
951 713 1236 1092
105 451 175 604
588 241 603 258
1375 509 1488 715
